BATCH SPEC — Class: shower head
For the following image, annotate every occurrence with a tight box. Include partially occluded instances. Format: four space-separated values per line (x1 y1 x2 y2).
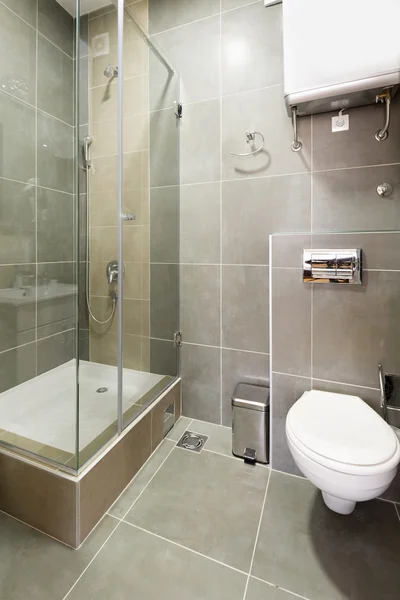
104 65 118 79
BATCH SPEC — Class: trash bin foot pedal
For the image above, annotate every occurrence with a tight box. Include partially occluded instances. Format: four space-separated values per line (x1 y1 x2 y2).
243 448 257 465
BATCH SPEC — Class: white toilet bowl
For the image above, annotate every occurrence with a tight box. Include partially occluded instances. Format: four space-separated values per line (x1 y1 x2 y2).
285 390 400 515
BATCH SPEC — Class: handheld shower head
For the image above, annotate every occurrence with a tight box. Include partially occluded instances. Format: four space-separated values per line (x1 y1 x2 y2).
104 65 118 79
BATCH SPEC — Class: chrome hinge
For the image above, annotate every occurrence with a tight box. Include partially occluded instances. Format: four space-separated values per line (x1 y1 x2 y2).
174 101 183 119
174 331 183 347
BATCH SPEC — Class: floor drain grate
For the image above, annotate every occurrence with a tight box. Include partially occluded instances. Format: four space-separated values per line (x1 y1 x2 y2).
176 431 208 453
96 387 108 393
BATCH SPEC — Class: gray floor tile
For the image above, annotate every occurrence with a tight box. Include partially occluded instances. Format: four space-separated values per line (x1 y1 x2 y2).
166 416 193 441
252 471 400 600
246 578 298 600
68 521 247 600
190 419 233 458
108 439 175 519
0 513 117 600
125 448 269 571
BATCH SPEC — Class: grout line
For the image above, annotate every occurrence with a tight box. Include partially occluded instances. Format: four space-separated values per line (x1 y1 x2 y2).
250 575 311 600
268 235 273 466
395 504 400 521
202 447 270 469
0 508 76 550
222 0 264 15
62 518 121 599
272 371 381 391
219 0 223 426
184 341 269 356
120 442 176 520
242 469 272 600
121 520 250 577
310 114 314 384
150 12 221 36
35 0 39 374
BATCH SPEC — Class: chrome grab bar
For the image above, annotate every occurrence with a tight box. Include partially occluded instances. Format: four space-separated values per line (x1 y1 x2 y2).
375 89 392 142
230 131 265 157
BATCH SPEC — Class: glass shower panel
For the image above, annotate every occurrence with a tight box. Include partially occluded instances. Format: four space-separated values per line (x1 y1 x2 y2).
121 4 180 429
76 2 120 467
0 0 78 469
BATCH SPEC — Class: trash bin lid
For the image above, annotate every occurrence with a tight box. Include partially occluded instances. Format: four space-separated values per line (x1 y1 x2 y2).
232 383 269 411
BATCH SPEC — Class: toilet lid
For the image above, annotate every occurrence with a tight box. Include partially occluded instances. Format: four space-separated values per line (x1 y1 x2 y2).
287 390 398 466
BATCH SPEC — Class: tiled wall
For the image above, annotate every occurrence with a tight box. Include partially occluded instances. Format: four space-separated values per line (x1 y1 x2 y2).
0 0 76 393
84 1 151 370
148 0 400 452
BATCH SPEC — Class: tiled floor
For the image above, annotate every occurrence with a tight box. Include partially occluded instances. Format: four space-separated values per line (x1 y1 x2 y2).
1 417 400 600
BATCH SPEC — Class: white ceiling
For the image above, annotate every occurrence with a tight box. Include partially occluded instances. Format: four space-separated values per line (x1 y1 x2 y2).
56 0 114 16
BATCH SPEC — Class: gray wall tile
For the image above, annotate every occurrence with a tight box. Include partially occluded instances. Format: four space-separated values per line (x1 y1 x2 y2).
0 179 36 264
150 264 178 340
222 0 259 11
150 338 178 377
38 0 74 57
1 0 37 27
0 342 37 394
271 268 311 377
222 86 311 180
222 348 269 426
150 109 180 187
222 265 269 353
37 188 74 262
313 165 400 232
180 183 220 264
37 112 74 193
313 270 400 388
313 99 400 171
271 234 311 269
149 51 180 112
37 263 75 333
311 231 400 271
153 16 220 104
0 93 35 183
181 99 221 185
37 329 75 375
222 2 283 96
0 4 37 105
38 35 74 124
149 0 220 34
180 265 220 346
0 265 36 352
150 186 179 263
222 174 311 264
181 343 221 423
271 372 310 475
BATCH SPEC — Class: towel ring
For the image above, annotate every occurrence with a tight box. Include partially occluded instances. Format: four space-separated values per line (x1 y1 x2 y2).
230 131 265 157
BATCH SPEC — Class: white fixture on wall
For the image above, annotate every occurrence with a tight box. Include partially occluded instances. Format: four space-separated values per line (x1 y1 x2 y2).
282 0 400 117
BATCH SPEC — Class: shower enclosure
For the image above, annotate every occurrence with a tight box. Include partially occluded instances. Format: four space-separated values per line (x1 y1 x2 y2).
0 0 180 473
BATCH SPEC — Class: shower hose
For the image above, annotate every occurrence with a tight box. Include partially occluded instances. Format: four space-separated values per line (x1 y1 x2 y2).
85 167 117 325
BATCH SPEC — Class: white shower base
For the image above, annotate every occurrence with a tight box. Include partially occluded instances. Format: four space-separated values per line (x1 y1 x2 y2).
0 360 165 454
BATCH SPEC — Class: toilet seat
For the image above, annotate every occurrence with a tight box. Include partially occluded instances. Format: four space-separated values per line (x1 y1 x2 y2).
286 390 400 476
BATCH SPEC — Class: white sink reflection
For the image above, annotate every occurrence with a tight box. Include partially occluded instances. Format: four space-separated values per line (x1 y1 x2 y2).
0 283 77 305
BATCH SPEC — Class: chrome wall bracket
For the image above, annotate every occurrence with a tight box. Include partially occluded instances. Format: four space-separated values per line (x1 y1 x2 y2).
174 101 183 119
174 331 182 347
375 88 392 142
291 106 302 152
376 182 393 197
303 249 362 284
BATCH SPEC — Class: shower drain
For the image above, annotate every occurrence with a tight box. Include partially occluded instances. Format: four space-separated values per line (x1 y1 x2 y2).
96 387 108 393
176 431 208 453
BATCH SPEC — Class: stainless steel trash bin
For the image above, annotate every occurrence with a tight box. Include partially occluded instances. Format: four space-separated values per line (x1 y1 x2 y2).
232 383 269 464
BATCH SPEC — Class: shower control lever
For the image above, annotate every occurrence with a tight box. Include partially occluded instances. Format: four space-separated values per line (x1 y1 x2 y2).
106 260 119 285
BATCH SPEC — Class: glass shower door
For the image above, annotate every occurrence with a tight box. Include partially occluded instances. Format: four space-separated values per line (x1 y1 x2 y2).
120 2 180 429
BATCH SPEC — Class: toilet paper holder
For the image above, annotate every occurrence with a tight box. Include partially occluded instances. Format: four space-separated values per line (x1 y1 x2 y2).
378 364 400 428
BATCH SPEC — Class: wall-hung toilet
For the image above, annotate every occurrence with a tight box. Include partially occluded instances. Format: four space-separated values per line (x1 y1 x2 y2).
285 390 400 515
